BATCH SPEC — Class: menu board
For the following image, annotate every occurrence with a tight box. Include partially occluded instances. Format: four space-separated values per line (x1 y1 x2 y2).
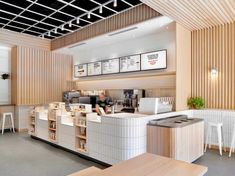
102 58 119 74
141 50 167 71
74 64 87 77
120 55 140 73
87 62 102 76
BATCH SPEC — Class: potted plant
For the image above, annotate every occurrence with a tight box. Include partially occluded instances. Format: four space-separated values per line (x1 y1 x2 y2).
1 73 10 80
187 97 205 109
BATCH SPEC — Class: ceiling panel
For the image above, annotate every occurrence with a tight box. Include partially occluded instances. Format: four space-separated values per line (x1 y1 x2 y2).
0 0 142 39
141 0 235 30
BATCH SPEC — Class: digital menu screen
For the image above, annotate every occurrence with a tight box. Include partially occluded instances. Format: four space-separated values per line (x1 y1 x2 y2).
74 64 87 77
87 62 102 76
102 58 119 75
120 55 140 73
141 50 167 71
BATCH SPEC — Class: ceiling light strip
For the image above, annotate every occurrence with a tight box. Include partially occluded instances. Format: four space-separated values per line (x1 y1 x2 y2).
0 0 77 28
2 0 38 29
21 0 76 35
89 0 118 14
0 16 64 35
0 9 70 31
121 0 134 7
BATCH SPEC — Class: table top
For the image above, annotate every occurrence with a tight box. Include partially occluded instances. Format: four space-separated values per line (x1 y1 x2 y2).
92 153 207 176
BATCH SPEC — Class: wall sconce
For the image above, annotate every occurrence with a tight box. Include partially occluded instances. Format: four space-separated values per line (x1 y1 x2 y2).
211 68 218 76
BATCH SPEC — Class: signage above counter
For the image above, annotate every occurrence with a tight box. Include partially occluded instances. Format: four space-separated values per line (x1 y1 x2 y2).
74 49 167 78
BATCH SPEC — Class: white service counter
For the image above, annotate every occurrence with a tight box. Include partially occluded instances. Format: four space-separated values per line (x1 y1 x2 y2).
87 111 191 164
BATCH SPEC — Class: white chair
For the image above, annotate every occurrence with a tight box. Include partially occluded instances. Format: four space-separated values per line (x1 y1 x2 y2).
229 124 235 157
1 112 15 134
204 122 225 156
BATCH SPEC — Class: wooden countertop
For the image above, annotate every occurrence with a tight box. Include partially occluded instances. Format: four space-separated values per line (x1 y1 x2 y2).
92 153 207 176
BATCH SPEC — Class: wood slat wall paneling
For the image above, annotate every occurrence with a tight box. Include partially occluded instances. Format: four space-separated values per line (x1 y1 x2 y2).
0 29 50 50
11 46 73 105
192 22 235 109
51 4 161 50
141 0 235 31
175 24 191 111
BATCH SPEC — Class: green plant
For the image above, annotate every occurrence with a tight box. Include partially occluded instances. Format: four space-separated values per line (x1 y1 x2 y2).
187 97 204 109
1 73 9 80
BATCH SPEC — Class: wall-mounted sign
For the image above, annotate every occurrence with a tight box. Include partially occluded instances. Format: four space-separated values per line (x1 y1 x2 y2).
74 64 87 77
120 55 140 73
102 58 119 75
87 62 102 76
141 50 167 71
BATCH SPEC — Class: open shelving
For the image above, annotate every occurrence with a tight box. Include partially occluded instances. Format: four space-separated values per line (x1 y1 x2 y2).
48 109 59 143
29 107 36 136
75 112 88 153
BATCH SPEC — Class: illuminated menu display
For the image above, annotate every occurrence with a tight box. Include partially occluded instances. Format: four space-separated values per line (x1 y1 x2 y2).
74 64 87 77
120 55 140 73
87 62 102 76
141 50 167 71
102 58 119 74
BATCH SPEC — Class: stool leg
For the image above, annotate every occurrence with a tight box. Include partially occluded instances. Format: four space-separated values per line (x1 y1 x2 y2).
229 127 235 157
10 115 15 133
204 126 210 152
2 116 5 135
217 126 222 156
221 126 226 152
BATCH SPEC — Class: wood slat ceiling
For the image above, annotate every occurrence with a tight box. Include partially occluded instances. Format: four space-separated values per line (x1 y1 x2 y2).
141 0 235 30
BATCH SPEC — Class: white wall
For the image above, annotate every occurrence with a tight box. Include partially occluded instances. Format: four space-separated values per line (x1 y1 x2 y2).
0 47 11 104
73 25 176 74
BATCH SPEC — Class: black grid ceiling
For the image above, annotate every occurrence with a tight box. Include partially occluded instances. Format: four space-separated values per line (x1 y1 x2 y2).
0 0 142 39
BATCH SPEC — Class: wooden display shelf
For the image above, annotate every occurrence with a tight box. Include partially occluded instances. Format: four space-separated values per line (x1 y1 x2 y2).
76 124 87 128
49 128 56 131
48 119 56 122
76 135 86 139
77 148 87 153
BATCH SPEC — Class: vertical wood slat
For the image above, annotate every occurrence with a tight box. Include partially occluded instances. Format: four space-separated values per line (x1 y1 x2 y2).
11 46 73 105
192 21 235 109
51 4 161 50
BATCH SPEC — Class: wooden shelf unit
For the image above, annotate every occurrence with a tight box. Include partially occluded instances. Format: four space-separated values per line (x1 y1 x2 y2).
29 108 36 136
48 109 59 142
75 112 88 153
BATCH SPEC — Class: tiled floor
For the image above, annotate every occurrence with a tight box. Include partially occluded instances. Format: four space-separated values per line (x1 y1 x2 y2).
1 132 235 176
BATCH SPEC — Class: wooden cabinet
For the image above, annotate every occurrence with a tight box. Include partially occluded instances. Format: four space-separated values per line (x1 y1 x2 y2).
147 121 204 163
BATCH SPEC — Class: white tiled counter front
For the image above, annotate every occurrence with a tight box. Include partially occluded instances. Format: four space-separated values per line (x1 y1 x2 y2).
87 111 191 165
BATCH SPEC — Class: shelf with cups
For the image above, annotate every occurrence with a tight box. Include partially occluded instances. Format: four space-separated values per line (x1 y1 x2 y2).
29 107 36 136
48 109 60 143
75 112 88 153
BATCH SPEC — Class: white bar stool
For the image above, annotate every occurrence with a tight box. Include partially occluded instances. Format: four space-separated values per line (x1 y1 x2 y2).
204 122 224 155
229 124 235 157
1 112 15 134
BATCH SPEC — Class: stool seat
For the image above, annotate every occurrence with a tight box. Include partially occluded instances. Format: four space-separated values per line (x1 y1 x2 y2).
1 112 15 134
204 122 224 156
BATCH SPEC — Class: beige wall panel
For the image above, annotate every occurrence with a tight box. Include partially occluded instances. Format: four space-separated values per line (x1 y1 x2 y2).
192 22 235 109
175 24 192 111
11 46 73 105
0 29 50 50
51 4 161 50
141 0 235 30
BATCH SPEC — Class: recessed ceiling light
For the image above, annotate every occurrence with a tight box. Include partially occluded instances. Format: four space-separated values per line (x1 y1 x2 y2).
99 6 103 14
114 0 117 7
76 17 80 24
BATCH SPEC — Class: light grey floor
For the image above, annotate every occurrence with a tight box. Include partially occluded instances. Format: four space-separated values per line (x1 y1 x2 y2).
0 132 105 176
1 132 235 176
195 149 235 176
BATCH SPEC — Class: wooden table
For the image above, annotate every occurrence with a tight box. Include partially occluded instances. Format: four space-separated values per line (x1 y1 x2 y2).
91 153 207 176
